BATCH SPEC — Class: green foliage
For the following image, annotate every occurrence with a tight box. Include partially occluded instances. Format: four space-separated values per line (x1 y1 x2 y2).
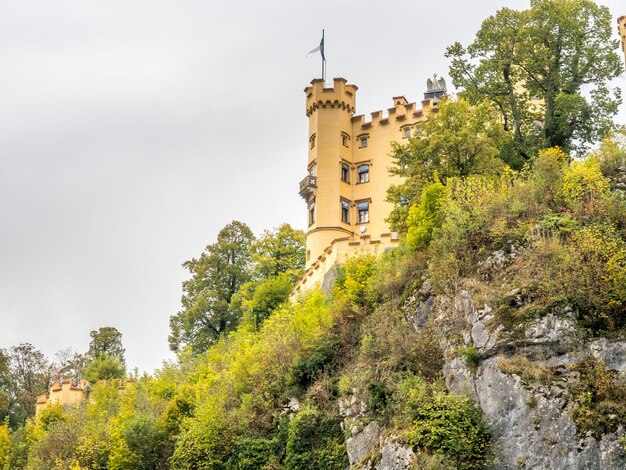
406 179 446 251
170 290 334 469
562 157 610 208
229 437 279 469
84 354 126 383
245 273 294 330
387 98 507 231
333 254 378 312
27 408 82 470
3 344 53 426
251 223 306 280
571 358 626 437
87 327 125 365
284 406 347 470
0 423 10 469
289 337 338 388
169 220 255 354
459 346 480 372
36 404 67 432
400 376 491 469
447 0 622 157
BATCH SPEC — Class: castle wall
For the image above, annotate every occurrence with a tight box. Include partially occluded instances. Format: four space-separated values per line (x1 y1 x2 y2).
35 379 89 416
297 78 438 291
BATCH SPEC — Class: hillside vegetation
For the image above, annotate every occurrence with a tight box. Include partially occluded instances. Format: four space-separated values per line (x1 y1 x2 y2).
1 0 626 468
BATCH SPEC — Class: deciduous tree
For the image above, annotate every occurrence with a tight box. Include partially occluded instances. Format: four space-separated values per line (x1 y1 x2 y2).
387 98 507 232
169 221 255 354
446 0 622 158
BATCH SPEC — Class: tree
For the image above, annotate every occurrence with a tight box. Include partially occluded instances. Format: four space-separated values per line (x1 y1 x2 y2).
55 347 89 383
84 354 126 383
251 223 306 280
3 344 53 424
169 221 255 354
87 327 125 365
387 98 507 232
446 0 622 158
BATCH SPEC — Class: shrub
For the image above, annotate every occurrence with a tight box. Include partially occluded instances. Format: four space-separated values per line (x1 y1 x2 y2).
398 375 490 469
571 358 626 437
284 406 347 470
0 423 10 469
229 437 278 469
406 180 446 251
562 158 610 208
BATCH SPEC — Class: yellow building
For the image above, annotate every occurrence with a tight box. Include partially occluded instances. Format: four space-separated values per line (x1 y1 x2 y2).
295 76 445 291
35 378 91 416
619 16 626 68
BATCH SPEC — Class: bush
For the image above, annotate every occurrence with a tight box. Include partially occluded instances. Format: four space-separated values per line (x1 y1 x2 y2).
398 375 491 469
284 406 347 470
571 358 626 437
406 180 446 251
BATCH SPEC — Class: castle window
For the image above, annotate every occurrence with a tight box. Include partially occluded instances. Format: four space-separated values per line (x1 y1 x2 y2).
308 200 315 226
341 163 350 183
357 201 369 224
357 164 370 184
310 134 316 149
402 126 412 138
341 199 350 224
359 136 368 148
308 163 316 176
342 133 350 147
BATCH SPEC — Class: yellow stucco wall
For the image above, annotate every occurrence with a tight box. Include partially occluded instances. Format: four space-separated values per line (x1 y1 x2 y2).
35 379 89 416
296 77 439 291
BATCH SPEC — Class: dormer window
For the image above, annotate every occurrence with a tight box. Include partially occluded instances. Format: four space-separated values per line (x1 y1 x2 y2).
357 164 370 184
310 134 316 149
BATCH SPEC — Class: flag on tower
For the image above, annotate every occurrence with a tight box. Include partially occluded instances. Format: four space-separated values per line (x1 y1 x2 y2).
307 32 325 60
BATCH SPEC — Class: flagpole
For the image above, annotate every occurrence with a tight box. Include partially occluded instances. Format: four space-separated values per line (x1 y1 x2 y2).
321 29 325 83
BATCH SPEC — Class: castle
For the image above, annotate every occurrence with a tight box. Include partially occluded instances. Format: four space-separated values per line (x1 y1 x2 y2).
35 378 91 416
294 76 445 291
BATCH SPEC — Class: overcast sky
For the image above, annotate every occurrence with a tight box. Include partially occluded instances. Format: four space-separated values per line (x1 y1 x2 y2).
1 0 625 374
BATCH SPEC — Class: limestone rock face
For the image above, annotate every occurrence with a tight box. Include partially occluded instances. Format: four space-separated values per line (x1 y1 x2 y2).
340 392 416 470
476 358 624 469
444 289 626 469
376 437 415 470
345 421 381 467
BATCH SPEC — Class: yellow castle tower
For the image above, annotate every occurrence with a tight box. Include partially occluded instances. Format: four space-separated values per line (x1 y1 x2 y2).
296 76 446 291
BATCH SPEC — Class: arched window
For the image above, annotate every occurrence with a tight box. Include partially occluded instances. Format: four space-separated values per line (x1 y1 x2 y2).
309 133 316 149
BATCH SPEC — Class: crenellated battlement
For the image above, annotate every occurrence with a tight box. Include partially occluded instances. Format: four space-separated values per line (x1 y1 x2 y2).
305 77 357 117
350 98 434 130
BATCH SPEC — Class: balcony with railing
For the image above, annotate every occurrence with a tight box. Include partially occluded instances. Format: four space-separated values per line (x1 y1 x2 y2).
299 175 317 200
